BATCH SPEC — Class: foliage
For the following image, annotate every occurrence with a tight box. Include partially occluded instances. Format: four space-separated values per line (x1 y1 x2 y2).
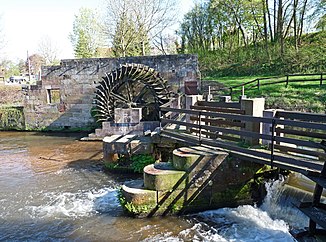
70 7 105 58
199 31 326 77
112 11 150 57
179 0 326 76
0 106 25 130
104 154 155 173
117 188 154 216
130 154 155 173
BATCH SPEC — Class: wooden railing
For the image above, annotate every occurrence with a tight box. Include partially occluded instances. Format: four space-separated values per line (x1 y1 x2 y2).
160 105 326 176
228 73 325 96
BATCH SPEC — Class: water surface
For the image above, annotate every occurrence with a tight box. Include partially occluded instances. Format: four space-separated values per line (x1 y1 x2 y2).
0 131 310 241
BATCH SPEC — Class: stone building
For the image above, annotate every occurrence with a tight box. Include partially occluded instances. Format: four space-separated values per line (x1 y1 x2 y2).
23 54 199 130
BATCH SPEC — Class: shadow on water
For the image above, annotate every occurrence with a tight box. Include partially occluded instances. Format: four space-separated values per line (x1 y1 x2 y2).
31 131 91 139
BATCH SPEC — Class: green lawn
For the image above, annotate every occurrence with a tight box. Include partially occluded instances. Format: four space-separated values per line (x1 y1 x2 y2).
203 75 326 113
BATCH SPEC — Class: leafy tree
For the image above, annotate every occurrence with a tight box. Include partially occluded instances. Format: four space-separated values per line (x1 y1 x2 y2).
70 7 105 58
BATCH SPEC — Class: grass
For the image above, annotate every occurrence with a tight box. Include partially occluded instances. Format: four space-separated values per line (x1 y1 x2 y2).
203 75 326 113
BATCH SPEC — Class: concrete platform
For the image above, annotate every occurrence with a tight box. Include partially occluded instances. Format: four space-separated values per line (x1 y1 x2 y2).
143 162 186 191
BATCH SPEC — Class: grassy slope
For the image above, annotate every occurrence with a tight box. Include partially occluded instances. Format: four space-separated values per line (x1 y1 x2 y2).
200 32 326 113
203 76 326 113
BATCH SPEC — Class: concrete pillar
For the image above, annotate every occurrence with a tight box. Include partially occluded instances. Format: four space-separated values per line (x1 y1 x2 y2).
220 95 232 103
185 95 203 110
240 98 265 145
114 108 142 124
262 109 277 146
263 109 285 147
185 95 203 124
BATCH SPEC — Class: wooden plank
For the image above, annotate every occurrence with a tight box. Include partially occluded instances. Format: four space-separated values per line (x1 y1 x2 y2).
229 151 312 175
276 119 326 131
103 135 122 143
162 118 272 141
288 73 324 77
191 105 245 114
161 107 273 124
273 154 323 172
162 129 322 174
190 116 245 128
259 80 288 86
276 111 326 123
306 175 326 189
296 206 326 229
274 127 326 139
196 101 241 109
230 79 258 88
274 144 326 159
190 128 242 142
274 136 322 149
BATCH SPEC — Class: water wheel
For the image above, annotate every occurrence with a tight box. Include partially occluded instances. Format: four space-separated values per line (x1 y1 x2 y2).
94 63 172 122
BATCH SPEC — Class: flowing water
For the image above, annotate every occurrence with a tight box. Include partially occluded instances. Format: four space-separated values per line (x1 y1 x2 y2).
0 131 318 241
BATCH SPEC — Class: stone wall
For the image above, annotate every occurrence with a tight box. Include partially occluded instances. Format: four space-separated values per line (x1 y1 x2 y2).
23 54 199 130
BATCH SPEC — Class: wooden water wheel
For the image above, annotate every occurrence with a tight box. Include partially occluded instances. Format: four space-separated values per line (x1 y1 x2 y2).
94 63 172 122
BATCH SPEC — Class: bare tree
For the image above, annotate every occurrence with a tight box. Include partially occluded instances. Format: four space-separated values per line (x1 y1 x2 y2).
0 14 6 54
37 35 60 65
104 0 178 56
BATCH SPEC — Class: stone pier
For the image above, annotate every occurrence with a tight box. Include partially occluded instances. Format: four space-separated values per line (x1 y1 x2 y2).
120 146 262 217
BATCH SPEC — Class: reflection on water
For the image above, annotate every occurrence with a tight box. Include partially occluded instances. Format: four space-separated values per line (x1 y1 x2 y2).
0 131 310 241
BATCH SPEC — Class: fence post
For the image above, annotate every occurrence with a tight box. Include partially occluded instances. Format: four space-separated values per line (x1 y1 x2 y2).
257 79 260 90
198 111 202 144
270 119 276 169
320 73 323 86
286 75 289 87
229 87 233 96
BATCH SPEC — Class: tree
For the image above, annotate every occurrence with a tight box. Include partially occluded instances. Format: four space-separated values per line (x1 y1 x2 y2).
104 0 177 57
27 54 45 76
70 7 105 58
0 14 6 54
37 35 60 65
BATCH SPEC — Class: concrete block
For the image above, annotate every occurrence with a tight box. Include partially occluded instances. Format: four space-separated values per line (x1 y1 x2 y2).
240 98 265 145
114 108 142 124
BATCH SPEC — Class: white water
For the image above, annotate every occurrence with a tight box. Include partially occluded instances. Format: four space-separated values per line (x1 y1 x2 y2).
28 188 119 219
23 175 307 242
140 177 309 242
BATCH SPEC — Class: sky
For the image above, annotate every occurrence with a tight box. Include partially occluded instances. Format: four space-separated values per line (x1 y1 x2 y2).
0 0 194 63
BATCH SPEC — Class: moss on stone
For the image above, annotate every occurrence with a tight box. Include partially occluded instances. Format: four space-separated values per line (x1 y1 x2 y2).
0 106 25 130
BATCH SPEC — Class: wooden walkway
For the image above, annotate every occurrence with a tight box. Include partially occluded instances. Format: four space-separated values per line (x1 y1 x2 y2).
160 100 326 238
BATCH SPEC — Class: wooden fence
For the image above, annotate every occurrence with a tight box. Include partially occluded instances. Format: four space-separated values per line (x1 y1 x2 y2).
160 102 326 176
226 73 326 96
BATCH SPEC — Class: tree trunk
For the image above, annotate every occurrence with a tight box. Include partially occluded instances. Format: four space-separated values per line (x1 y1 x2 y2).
298 0 308 45
266 0 274 42
262 0 270 60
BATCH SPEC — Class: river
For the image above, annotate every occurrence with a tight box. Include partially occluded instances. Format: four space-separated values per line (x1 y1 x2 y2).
0 131 317 241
